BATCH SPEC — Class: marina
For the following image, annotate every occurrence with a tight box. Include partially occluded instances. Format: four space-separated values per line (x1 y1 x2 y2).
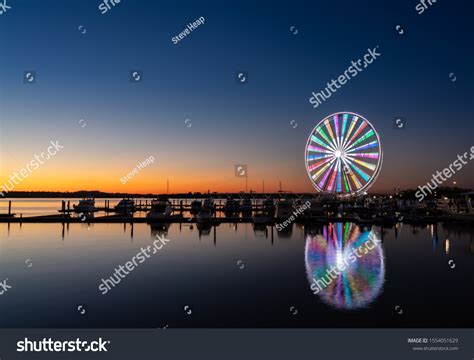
1 192 473 225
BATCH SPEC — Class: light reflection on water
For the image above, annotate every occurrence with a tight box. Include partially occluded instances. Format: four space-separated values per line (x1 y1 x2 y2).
305 223 385 310
0 205 473 327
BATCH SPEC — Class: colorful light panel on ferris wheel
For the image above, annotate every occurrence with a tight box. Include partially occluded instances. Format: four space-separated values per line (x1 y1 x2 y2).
305 112 383 195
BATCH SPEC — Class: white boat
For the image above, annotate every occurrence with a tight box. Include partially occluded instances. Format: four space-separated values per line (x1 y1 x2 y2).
73 198 96 213
146 197 172 220
197 207 213 223
114 198 135 213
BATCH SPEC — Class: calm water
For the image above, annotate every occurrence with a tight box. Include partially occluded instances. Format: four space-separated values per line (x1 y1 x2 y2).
0 200 473 328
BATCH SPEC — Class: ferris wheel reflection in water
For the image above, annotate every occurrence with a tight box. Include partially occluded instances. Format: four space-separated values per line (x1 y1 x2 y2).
305 222 385 310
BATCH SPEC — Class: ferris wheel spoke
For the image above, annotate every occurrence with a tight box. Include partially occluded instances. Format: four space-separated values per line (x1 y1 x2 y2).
323 118 339 149
344 129 375 152
335 158 343 193
308 156 334 172
326 163 338 192
342 115 358 148
344 121 367 150
345 140 379 153
342 165 352 193
333 114 340 148
317 127 337 150
311 135 332 150
344 157 371 182
340 113 348 146
311 157 336 180
346 152 379 159
316 158 337 189
307 153 332 162
346 157 376 171
341 157 363 189
307 145 332 154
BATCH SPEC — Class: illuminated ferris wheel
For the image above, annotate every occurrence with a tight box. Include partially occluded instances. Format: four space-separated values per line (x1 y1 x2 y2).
305 112 383 195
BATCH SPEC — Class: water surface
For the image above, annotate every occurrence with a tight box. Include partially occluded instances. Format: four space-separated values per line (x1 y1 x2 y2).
0 200 473 328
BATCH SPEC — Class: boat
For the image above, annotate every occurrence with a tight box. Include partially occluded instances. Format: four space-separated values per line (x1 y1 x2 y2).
114 198 135 213
146 197 172 220
190 200 202 214
73 198 96 213
197 207 213 224
223 197 240 214
300 199 326 219
202 198 215 213
252 211 272 225
275 199 294 219
241 199 252 216
263 199 276 216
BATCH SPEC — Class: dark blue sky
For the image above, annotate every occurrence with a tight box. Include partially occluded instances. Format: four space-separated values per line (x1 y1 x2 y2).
1 0 473 193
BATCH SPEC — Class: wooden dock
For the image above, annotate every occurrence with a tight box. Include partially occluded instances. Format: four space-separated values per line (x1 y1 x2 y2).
1 198 472 225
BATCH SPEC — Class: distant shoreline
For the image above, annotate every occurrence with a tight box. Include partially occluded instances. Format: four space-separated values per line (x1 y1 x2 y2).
0 187 471 200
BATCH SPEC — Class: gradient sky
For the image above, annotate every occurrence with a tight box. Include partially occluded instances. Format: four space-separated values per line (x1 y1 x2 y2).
0 0 473 194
